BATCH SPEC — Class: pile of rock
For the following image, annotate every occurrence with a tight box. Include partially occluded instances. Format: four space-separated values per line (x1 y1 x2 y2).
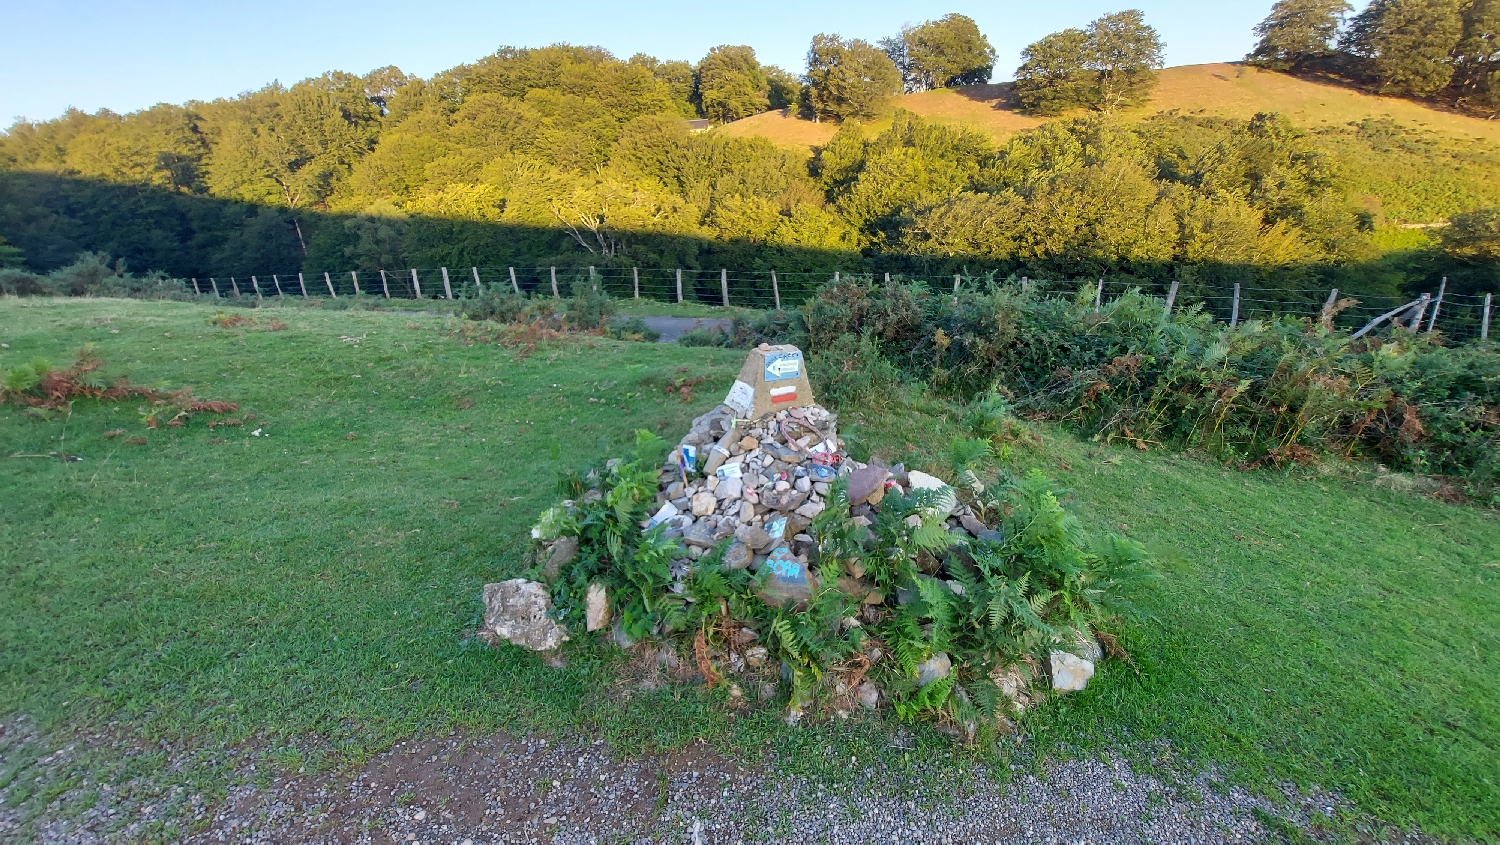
645 403 843 596
480 343 1108 714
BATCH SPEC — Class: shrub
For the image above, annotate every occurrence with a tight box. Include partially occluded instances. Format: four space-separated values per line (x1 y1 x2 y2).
605 316 661 343
808 333 907 410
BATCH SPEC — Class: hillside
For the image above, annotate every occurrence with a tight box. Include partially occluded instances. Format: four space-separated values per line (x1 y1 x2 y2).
716 62 1500 152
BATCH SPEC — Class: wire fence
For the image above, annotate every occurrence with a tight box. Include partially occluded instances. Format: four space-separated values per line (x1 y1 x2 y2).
182 265 1497 343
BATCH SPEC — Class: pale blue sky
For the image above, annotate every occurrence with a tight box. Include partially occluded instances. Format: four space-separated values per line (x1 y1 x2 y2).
3 0 1290 125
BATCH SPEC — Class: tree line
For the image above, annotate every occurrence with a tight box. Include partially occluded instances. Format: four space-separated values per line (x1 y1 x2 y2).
1248 0 1500 114
0 12 1497 301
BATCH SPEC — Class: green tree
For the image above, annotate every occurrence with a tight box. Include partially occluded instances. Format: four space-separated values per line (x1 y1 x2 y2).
882 13 997 92
1014 11 1164 114
1453 0 1500 112
695 45 770 123
1342 0 1465 95
1248 0 1353 70
1014 29 1097 114
805 34 903 121
1088 11 1166 111
0 235 23 268
765 66 804 110
1441 206 1500 260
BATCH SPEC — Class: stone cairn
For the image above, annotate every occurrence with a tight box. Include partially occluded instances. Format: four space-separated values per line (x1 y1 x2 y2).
481 344 1105 716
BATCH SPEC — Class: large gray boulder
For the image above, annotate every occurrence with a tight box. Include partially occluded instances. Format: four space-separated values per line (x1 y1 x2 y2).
482 579 569 651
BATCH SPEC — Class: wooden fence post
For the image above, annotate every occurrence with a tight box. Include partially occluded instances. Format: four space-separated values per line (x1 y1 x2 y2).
1425 276 1446 333
472 267 482 293
272 275 284 298
508 267 519 294
676 269 683 303
441 267 453 300
324 272 336 297
884 272 890 283
230 277 240 297
379 270 390 298
953 273 961 294
349 270 360 295
834 271 840 284
209 277 220 299
297 273 308 296
1021 277 1030 294
191 278 201 295
720 269 729 307
771 270 781 310
411 268 422 298
632 267 639 299
250 276 262 300
1319 288 1340 331
1230 283 1241 327
1094 279 1103 312
1164 280 1180 318
1482 292 1492 341
588 265 597 292
550 266 559 298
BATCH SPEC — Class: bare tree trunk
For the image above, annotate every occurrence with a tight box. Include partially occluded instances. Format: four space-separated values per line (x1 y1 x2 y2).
291 218 307 255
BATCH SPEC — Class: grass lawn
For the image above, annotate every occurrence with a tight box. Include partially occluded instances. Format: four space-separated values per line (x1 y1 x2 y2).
1 298 1497 840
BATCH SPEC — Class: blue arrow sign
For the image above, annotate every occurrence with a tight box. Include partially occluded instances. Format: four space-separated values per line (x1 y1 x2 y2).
764 352 801 381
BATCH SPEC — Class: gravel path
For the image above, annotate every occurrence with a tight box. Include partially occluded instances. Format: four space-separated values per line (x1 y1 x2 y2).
5 715 1425 844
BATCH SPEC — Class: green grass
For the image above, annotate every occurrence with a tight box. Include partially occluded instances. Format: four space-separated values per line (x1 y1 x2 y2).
2 298 1497 840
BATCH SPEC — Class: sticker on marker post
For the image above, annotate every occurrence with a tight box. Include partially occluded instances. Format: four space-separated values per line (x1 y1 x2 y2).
724 379 754 416
763 351 801 381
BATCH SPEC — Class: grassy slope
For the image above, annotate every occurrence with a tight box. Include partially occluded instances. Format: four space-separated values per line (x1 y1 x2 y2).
715 62 1500 152
1 299 1497 838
